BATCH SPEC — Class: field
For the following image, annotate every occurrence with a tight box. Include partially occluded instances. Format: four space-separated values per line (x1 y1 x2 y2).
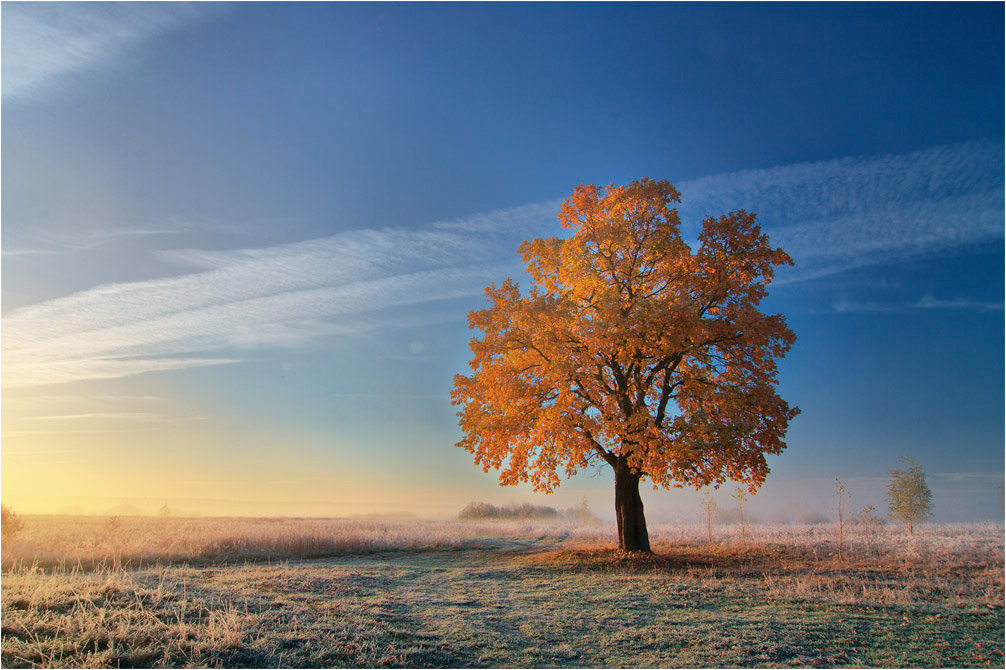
1 516 1002 668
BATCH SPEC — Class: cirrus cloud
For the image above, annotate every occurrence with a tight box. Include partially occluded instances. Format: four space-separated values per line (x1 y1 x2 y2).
3 140 1000 388
2 2 219 102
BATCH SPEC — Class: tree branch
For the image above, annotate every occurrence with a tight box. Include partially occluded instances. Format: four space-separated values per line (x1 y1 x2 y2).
581 428 616 467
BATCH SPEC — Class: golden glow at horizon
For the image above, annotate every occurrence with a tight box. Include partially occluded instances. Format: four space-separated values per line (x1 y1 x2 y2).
1 386 476 517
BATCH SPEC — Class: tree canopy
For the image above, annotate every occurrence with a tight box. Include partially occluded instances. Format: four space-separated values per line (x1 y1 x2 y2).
886 456 933 534
451 178 799 550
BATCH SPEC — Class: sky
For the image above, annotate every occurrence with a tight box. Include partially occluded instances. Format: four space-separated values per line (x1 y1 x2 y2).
1 2 1003 522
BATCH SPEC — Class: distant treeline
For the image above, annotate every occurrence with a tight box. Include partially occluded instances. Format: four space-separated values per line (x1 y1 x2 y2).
458 499 596 523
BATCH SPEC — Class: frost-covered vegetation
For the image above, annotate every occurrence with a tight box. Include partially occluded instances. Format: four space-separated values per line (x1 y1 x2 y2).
1 514 1000 574
1 565 247 668
2 505 25 545
458 501 562 520
458 498 596 523
1 517 1002 668
1 515 567 570
1 516 1002 668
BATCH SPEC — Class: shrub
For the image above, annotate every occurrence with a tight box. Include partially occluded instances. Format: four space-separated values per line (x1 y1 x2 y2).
855 504 885 554
457 501 559 520
2 505 24 543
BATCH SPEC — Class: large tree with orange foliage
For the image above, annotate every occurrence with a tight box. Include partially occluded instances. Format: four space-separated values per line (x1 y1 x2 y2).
451 179 799 552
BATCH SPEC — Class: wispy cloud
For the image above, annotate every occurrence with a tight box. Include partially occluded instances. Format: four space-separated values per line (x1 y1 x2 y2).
24 412 168 422
1 248 69 258
677 140 1003 283
1 3 217 102
1 394 171 436
2 205 554 388
934 472 1003 483
1 428 166 437
2 450 76 456
832 295 1003 314
915 296 1003 312
3 141 1000 388
3 356 241 389
2 222 194 257
4 393 160 413
831 298 898 314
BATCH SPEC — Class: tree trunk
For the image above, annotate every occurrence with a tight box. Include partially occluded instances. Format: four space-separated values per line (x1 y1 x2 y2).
614 464 651 552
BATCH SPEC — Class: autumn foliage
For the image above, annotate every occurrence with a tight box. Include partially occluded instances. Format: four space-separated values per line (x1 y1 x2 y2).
451 179 799 551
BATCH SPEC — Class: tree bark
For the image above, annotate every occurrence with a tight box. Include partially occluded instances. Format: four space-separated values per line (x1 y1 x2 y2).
614 463 651 552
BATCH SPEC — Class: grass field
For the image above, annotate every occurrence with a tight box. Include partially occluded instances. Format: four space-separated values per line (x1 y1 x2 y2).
1 516 1002 668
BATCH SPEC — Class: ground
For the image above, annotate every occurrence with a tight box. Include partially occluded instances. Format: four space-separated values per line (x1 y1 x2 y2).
1 519 1002 668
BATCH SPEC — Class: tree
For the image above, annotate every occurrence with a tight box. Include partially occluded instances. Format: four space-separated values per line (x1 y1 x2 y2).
834 478 849 561
451 179 799 552
700 492 718 543
576 496 592 524
886 457 933 534
732 486 749 542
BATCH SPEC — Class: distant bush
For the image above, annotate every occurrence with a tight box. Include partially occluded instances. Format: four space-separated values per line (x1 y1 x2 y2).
458 498 599 523
458 501 559 520
2 505 24 543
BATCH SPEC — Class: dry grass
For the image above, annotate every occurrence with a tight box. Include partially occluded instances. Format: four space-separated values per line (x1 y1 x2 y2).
1 517 1002 667
3 514 1001 572
1 515 578 570
0 564 249 668
535 538 1004 611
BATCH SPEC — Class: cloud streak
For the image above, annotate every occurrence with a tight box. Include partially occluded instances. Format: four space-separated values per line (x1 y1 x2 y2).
25 413 168 422
1 3 216 102
934 472 1004 483
2 206 553 387
3 141 1000 388
676 140 1004 283
832 295 1003 314
1 222 195 257
1 221 196 257
915 296 1003 312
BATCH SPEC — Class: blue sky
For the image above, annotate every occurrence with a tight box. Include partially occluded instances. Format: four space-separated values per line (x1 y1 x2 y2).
2 2 1002 521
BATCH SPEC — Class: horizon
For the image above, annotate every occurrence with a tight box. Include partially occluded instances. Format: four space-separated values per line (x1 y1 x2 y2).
2 3 1003 524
